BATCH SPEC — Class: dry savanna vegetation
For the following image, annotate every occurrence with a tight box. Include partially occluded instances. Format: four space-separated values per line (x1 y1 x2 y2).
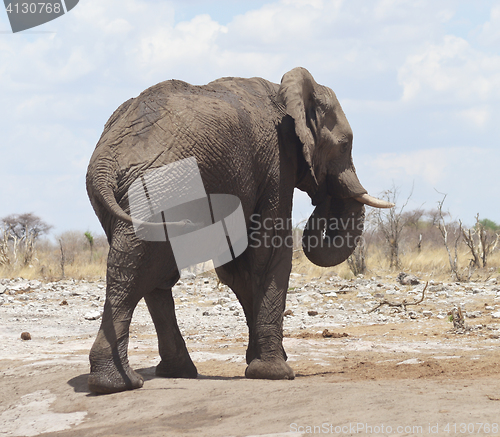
1 190 499 283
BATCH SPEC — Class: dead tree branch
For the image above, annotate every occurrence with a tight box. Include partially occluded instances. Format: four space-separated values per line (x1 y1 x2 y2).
369 282 428 313
436 193 467 282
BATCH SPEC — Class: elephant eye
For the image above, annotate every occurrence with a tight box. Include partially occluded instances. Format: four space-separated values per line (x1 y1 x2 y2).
338 135 349 153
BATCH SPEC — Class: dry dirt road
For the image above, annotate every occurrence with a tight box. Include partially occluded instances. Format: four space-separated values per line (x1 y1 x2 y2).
2 274 500 436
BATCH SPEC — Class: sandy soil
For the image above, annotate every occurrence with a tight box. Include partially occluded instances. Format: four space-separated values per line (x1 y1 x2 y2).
1 274 500 437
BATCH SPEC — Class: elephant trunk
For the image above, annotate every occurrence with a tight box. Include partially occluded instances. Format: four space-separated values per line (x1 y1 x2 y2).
303 165 393 267
302 196 365 267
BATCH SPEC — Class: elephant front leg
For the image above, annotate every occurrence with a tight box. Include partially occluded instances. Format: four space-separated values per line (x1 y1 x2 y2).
144 287 197 378
245 246 295 380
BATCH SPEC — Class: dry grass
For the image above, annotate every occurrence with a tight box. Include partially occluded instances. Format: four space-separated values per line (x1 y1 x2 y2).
292 245 500 283
0 241 108 281
1 239 499 283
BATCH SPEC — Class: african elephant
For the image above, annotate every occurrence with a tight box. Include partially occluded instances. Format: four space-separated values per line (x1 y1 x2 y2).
86 67 393 394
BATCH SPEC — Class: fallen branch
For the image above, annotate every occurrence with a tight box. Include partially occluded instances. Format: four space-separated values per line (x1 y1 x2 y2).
369 282 428 313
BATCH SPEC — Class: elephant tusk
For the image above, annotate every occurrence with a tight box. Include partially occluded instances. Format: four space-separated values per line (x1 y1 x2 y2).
355 193 395 209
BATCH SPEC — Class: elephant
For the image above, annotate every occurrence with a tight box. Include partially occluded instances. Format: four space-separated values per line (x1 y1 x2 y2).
85 67 393 394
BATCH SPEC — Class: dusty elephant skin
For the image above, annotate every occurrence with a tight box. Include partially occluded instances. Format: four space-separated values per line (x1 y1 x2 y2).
85 67 393 394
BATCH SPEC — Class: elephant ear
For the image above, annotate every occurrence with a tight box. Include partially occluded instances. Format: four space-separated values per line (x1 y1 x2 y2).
278 67 320 186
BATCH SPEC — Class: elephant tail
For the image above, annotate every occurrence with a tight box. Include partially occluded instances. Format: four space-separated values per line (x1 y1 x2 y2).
86 157 200 239
86 156 136 228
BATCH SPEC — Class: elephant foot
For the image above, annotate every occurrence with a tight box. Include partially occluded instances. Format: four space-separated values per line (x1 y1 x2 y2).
88 364 144 394
155 356 198 379
245 358 295 380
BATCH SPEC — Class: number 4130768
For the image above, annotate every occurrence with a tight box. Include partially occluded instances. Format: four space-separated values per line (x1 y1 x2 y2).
6 3 62 14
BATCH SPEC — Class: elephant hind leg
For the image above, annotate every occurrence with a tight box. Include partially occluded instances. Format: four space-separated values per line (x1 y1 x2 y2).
144 287 197 379
88 289 144 394
88 237 175 393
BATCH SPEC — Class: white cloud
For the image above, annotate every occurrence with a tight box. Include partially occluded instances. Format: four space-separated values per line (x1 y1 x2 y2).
457 106 491 128
478 5 500 47
367 148 454 186
1 0 500 232
398 35 500 107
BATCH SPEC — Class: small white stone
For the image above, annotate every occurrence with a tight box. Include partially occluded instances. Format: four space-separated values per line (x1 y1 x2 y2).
84 310 103 320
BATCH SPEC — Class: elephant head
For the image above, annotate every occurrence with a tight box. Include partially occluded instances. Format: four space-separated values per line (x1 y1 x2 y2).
278 67 393 267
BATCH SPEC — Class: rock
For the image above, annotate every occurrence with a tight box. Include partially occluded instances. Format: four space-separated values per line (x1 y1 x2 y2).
0 285 6 295
397 358 422 365
60 300 68 306
29 280 41 290
408 311 418 319
467 311 482 318
180 271 196 280
322 329 348 338
307 310 319 316
485 306 495 311
397 272 420 286
284 309 294 317
20 332 31 340
84 310 103 320
422 310 433 317
491 312 500 319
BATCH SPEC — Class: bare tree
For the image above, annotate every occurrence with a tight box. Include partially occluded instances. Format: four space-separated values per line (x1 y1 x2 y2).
373 184 411 269
1 213 52 265
0 225 10 265
436 194 467 282
347 236 367 276
461 214 500 269
460 219 480 270
59 239 65 278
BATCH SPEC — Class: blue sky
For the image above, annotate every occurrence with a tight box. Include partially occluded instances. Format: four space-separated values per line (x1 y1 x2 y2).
1 0 499 237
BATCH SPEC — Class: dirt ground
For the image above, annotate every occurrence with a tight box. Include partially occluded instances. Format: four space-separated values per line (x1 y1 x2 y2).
2 275 500 436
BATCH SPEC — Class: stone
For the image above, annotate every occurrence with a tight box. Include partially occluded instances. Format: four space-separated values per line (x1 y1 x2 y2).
0 285 6 295
307 310 318 316
322 329 348 338
397 272 420 286
29 280 42 289
491 312 500 319
20 332 31 340
84 310 102 320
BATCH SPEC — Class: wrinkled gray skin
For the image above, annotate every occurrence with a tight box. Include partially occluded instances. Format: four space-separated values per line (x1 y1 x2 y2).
86 67 388 394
